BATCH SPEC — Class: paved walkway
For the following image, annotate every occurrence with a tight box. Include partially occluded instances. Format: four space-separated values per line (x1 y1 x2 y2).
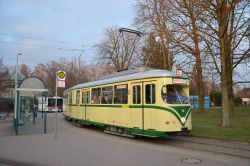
0 113 249 166
0 112 55 136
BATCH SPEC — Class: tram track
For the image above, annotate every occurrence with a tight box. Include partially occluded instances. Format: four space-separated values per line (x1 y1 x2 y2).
167 136 250 151
143 136 250 159
62 115 250 159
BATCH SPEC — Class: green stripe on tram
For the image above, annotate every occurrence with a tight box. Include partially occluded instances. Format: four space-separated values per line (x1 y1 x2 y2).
130 105 191 125
67 104 191 125
86 104 122 108
70 117 166 137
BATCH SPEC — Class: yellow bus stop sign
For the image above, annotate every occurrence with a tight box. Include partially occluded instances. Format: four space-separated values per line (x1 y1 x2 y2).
58 71 66 80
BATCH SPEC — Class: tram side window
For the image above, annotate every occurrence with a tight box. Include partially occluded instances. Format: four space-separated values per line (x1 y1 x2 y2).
91 88 101 104
133 85 141 104
101 86 113 104
82 91 90 104
76 91 80 104
114 84 128 104
64 94 68 104
69 92 72 104
145 84 155 104
82 91 86 104
86 91 90 104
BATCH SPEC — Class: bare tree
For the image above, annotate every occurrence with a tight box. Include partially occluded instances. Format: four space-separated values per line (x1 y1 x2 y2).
95 26 141 72
0 58 10 93
33 58 88 96
166 0 207 112
19 64 31 77
134 0 207 112
201 0 250 127
141 33 166 69
134 0 172 69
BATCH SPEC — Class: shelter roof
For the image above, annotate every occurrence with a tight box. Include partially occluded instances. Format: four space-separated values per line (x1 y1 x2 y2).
17 76 47 96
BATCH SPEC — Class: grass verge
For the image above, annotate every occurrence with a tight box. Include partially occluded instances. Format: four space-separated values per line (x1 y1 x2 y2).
190 107 250 142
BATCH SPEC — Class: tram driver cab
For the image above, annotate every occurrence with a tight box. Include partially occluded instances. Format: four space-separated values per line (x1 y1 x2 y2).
161 85 189 104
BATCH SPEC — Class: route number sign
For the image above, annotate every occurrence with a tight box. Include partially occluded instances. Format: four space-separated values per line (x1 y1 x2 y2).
176 69 183 77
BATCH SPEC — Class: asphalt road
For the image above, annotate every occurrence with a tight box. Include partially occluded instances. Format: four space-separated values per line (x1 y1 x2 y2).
0 113 249 166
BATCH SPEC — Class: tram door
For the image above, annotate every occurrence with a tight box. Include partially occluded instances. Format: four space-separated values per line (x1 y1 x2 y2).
76 90 81 119
131 81 156 132
69 92 73 116
143 82 156 130
82 89 90 120
131 83 143 130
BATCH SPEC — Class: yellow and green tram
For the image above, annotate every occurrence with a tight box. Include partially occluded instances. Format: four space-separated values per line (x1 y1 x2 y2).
63 68 192 137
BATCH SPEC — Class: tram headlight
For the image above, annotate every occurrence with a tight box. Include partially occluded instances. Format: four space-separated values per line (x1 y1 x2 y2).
181 117 186 124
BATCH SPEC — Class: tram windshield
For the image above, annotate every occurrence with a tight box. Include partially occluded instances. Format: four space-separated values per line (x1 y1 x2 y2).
161 85 189 104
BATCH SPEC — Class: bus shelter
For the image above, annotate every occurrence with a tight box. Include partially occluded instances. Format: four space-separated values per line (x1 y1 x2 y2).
13 76 48 135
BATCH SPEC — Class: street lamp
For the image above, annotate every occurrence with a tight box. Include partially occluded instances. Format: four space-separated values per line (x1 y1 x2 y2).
15 53 21 91
14 53 21 131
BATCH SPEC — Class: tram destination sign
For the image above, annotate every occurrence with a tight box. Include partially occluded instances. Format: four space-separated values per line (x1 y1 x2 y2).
172 78 187 84
57 71 66 88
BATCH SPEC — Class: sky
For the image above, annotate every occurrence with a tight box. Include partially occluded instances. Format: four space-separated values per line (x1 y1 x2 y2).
0 0 136 67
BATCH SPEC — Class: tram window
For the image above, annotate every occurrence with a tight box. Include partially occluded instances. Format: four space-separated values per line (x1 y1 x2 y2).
64 94 68 104
101 86 113 104
145 84 155 104
86 91 90 104
161 85 189 104
91 88 101 104
114 84 128 104
82 91 86 104
76 91 80 104
69 92 72 104
133 85 141 104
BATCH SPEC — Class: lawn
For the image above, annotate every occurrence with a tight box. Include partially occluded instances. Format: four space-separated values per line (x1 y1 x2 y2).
190 107 250 142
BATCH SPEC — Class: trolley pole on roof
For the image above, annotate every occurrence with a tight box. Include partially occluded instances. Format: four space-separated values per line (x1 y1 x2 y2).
118 27 143 36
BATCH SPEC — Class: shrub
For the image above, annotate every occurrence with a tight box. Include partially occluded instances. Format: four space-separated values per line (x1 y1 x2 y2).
234 97 243 106
209 91 222 106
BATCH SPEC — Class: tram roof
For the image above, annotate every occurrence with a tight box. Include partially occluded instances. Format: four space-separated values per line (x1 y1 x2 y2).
65 68 188 92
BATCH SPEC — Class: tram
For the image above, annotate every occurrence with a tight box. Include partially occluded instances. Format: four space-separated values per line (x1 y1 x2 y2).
63 67 191 137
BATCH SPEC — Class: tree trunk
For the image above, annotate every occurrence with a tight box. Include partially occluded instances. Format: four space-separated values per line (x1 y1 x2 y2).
191 10 205 113
195 58 205 113
221 79 230 127
221 42 231 127
217 0 235 127
227 63 234 116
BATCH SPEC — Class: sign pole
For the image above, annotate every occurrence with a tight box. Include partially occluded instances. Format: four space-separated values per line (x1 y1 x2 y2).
54 71 66 139
55 72 58 139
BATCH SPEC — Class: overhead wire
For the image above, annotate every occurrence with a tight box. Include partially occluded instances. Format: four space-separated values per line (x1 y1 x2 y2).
0 32 97 65
0 32 82 46
0 40 83 52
